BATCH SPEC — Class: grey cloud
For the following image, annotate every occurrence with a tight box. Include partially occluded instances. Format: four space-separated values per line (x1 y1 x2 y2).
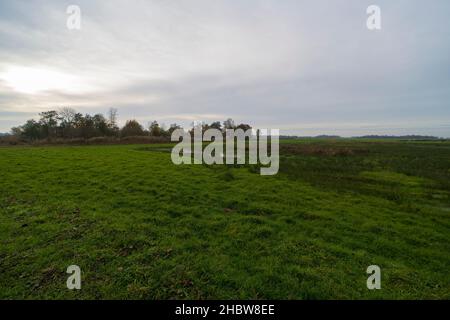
0 0 449 136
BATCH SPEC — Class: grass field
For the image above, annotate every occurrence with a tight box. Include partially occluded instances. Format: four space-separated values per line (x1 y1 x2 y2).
0 139 449 299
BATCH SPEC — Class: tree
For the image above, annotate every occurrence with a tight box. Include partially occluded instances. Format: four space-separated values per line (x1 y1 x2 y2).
72 113 84 129
210 121 222 131
20 119 43 140
39 111 59 139
58 107 76 124
189 121 205 137
149 121 161 137
11 126 22 137
159 123 169 137
80 114 96 139
236 123 252 131
223 118 235 130
58 107 76 138
121 120 145 137
66 113 95 139
167 123 182 136
93 114 109 136
107 108 119 135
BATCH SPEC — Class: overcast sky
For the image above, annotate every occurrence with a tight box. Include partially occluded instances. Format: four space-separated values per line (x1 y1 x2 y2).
0 0 449 136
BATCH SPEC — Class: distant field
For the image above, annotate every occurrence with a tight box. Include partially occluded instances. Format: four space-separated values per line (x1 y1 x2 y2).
0 139 449 299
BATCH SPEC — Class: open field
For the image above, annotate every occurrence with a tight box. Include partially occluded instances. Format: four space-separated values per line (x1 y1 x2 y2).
0 139 449 299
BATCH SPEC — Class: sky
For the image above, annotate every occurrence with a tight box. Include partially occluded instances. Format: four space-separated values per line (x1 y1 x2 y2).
0 0 449 137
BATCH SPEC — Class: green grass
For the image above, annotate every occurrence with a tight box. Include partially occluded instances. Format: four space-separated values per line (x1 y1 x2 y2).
0 140 449 299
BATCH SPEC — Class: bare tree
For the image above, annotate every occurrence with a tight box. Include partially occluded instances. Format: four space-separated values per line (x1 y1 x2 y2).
107 108 119 136
58 107 76 124
108 108 118 128
57 107 77 138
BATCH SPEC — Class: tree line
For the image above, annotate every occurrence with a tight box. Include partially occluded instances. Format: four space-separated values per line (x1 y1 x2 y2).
11 108 251 141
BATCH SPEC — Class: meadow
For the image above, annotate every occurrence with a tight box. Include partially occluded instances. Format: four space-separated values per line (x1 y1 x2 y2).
0 139 449 299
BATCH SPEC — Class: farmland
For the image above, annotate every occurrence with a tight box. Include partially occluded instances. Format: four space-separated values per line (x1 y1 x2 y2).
0 139 449 299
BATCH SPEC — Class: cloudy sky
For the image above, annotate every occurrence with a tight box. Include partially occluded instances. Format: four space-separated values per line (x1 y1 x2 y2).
0 0 449 136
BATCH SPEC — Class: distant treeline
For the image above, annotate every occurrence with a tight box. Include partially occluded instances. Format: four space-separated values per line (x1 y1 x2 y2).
5 108 252 144
280 135 341 139
355 135 441 140
280 134 443 140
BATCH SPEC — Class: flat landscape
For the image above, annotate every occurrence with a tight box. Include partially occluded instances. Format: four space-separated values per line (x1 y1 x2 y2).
0 139 449 299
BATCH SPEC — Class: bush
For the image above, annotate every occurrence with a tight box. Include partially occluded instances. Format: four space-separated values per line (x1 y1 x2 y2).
119 136 169 144
0 135 23 145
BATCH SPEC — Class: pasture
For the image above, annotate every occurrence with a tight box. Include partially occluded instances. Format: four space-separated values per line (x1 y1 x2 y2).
0 139 449 299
